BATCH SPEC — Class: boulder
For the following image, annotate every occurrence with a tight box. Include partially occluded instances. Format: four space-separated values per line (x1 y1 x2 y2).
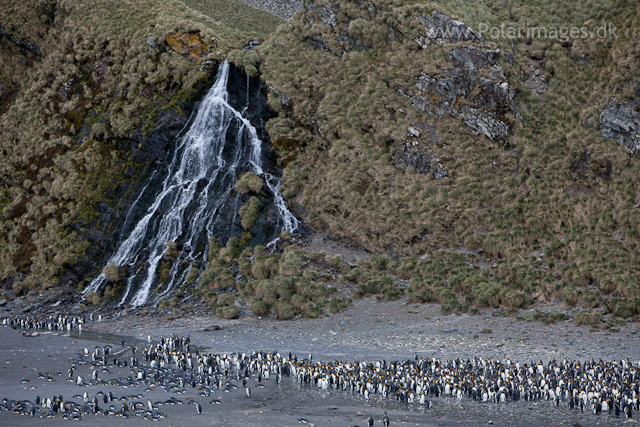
600 99 640 156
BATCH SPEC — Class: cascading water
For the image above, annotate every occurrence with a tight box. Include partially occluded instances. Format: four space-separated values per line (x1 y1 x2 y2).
83 61 298 307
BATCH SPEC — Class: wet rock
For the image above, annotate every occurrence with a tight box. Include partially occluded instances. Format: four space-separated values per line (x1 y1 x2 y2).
205 324 224 331
600 99 640 156
244 40 260 50
306 36 327 51
0 299 6 307
0 25 41 58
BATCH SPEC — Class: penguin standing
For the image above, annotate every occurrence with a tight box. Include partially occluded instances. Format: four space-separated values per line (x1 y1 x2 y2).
368 414 374 427
383 411 390 427
245 385 252 398
195 401 202 415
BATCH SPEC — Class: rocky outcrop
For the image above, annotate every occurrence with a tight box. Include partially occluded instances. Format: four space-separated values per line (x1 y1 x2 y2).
412 10 482 48
394 124 448 179
398 46 519 142
304 0 339 27
600 99 640 156
166 32 210 63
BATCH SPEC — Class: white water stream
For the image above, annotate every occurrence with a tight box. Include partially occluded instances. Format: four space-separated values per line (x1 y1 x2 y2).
83 61 298 306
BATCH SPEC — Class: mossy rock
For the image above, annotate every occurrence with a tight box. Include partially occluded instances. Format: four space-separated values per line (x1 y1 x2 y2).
165 32 209 63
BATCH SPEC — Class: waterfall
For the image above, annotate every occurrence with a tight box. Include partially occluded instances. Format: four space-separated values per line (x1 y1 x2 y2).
83 61 298 307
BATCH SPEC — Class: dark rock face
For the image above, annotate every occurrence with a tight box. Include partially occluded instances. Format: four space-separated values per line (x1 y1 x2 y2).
600 99 640 156
67 66 224 285
394 124 448 179
398 46 519 142
0 25 41 59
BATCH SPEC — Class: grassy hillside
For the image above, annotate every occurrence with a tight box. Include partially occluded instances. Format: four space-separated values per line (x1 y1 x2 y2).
248 0 640 318
1 0 640 321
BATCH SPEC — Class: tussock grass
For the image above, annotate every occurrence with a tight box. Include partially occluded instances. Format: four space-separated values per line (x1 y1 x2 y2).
250 298 270 315
574 310 602 325
216 292 235 306
326 297 352 313
216 305 239 319
235 172 264 195
85 292 101 305
239 196 260 230
103 263 120 283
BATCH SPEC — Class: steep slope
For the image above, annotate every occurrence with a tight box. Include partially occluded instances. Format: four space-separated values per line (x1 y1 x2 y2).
0 0 282 294
1 0 639 320
252 0 640 314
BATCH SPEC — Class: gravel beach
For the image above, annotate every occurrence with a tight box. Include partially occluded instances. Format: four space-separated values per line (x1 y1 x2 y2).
1 297 637 426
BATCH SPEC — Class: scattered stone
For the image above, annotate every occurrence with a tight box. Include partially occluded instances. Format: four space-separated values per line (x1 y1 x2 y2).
0 299 6 307
147 36 159 50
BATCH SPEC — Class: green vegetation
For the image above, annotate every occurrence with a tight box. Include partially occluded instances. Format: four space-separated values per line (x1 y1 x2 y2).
239 196 260 229
102 263 120 283
180 0 283 36
235 172 264 195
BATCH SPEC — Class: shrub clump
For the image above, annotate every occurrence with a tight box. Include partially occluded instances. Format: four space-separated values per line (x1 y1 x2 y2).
473 282 501 307
606 298 640 318
251 254 279 280
279 245 305 276
217 292 235 307
326 297 352 313
239 196 260 230
574 310 602 325
103 262 120 283
250 298 270 315
85 292 101 305
235 172 264 195
275 301 295 320
216 305 240 319
199 264 236 290
185 267 199 284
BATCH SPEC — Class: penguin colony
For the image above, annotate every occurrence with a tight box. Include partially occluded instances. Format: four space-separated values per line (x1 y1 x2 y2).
2 315 640 423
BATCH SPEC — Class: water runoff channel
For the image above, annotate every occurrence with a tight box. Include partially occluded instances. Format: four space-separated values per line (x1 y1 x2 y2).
83 60 298 307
